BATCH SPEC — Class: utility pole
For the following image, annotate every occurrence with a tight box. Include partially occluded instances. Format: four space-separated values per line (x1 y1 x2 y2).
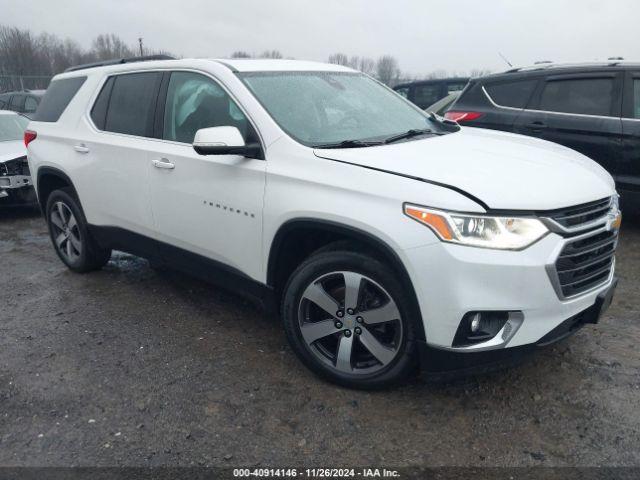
138 37 144 57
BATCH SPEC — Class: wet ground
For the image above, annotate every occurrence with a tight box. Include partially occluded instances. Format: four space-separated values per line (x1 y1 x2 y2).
0 206 639 467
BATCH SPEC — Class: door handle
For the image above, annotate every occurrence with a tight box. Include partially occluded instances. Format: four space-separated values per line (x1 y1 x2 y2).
74 144 90 154
152 158 175 170
528 121 547 132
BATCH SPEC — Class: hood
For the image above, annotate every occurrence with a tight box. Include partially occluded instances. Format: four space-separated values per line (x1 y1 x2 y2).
314 127 615 211
0 140 26 164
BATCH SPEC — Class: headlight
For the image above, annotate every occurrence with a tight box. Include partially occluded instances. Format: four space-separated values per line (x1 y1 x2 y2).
404 204 549 250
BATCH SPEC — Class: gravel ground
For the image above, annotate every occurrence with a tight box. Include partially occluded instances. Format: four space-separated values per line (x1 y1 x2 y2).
0 206 638 468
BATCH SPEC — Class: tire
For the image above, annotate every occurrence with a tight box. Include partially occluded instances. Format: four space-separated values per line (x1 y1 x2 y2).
45 187 111 273
282 247 420 389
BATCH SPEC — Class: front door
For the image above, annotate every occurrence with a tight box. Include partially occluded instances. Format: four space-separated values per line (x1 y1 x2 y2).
619 71 640 203
148 71 266 281
514 73 623 177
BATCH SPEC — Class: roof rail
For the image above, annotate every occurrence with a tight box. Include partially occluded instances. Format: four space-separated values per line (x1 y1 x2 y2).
503 60 638 74
64 55 175 73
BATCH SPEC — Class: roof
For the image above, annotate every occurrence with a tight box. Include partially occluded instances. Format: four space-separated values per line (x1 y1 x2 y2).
0 89 45 96
211 58 355 73
0 110 20 116
60 56 355 78
394 77 470 89
482 60 640 80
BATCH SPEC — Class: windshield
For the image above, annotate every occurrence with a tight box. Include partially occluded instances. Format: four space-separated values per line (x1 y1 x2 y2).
0 114 29 142
240 72 436 147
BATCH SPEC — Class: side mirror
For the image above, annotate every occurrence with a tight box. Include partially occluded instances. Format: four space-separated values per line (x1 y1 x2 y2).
192 126 263 159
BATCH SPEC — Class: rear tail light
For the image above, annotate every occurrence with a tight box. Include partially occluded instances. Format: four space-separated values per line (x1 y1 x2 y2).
444 111 483 123
24 130 37 147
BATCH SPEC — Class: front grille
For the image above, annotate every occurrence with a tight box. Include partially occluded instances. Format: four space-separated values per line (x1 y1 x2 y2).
546 197 611 231
554 229 617 297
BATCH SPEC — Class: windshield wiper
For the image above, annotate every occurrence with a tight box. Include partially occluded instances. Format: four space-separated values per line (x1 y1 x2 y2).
383 128 433 145
312 139 383 149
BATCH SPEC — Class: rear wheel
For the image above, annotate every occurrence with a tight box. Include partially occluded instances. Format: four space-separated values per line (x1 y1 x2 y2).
45 188 111 272
282 248 419 389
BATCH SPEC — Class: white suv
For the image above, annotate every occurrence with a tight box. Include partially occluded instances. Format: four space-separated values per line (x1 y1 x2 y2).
26 57 621 388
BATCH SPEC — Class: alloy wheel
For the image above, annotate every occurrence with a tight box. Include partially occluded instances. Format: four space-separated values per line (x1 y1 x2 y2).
298 271 403 375
50 201 82 263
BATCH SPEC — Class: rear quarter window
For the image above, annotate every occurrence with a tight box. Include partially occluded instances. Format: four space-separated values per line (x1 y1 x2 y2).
485 80 537 108
538 78 615 117
33 76 87 122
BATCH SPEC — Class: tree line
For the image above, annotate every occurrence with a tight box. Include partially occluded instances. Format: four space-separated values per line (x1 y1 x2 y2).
0 24 491 92
0 26 173 76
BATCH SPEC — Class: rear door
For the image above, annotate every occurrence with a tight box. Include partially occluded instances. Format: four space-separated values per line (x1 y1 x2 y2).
81 71 163 239
619 70 640 199
514 72 623 176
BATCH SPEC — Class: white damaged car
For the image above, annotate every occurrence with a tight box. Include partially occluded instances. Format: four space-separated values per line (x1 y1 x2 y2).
0 111 33 203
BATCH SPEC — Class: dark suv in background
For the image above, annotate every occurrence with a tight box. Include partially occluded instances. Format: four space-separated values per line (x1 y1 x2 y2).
446 62 640 209
0 90 45 116
394 77 469 110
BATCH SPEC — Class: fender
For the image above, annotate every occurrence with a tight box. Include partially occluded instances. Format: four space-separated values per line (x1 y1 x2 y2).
35 166 77 211
267 218 426 342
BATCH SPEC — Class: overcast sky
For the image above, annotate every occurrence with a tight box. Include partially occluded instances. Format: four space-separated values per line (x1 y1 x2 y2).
2 0 639 76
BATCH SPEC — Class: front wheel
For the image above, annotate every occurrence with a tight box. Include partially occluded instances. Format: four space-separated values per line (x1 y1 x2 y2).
282 248 419 389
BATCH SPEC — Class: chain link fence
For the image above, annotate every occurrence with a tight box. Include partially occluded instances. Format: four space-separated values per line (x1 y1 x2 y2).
0 75 52 93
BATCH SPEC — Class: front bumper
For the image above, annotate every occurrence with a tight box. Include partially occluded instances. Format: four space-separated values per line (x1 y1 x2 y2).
401 224 617 350
418 278 617 377
0 174 32 190
0 175 33 199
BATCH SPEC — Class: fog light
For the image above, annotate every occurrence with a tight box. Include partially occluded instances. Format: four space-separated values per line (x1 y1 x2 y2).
453 311 514 347
470 313 481 333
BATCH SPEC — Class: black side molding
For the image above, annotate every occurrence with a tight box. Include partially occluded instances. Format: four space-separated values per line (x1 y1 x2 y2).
89 225 277 312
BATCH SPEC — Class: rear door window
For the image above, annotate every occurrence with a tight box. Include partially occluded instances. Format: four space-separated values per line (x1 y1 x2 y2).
9 94 24 112
538 77 615 116
0 94 11 109
24 96 38 114
412 84 442 108
394 86 409 99
104 72 162 137
446 81 467 94
33 76 87 122
90 77 115 130
634 79 640 118
485 80 538 108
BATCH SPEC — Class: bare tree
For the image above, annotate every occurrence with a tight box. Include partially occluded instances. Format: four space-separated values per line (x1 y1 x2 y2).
354 56 376 76
328 52 350 66
0 26 41 76
469 68 492 78
260 50 283 59
92 34 134 60
376 55 400 86
231 51 252 58
0 25 176 92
